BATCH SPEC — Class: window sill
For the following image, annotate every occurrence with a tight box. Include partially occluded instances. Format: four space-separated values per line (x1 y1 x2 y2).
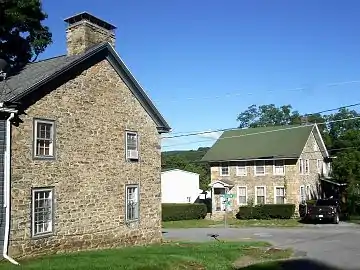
236 174 247 177
33 155 55 161
254 174 266 176
126 218 139 223
31 231 54 239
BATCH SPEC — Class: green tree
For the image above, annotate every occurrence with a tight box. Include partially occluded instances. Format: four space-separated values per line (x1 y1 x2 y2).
0 0 52 71
161 147 211 191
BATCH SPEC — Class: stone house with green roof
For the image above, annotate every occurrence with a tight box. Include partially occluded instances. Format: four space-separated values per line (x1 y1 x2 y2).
0 12 170 261
201 124 331 217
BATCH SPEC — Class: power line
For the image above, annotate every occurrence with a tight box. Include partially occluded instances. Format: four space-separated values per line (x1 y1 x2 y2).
162 115 360 149
163 146 360 166
156 80 360 104
162 102 360 139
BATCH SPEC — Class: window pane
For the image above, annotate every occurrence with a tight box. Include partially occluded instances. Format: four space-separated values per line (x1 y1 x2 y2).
239 196 246 204
126 186 139 221
256 165 265 174
127 133 137 150
33 190 53 236
257 187 264 196
257 196 265 204
276 197 285 204
221 166 229 175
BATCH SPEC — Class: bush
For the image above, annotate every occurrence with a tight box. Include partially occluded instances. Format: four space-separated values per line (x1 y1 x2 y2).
236 204 295 220
162 203 207 221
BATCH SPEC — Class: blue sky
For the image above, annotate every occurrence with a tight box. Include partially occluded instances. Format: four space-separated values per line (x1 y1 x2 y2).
40 0 360 151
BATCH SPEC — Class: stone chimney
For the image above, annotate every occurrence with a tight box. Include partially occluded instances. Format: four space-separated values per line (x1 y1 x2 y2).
64 12 116 56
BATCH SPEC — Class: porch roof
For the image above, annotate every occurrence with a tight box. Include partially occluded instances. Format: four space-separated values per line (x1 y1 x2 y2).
209 179 235 188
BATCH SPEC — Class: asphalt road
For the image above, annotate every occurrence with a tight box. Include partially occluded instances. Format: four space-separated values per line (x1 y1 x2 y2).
163 222 360 269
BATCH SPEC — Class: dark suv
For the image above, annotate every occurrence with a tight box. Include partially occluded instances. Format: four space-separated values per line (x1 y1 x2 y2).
305 199 341 224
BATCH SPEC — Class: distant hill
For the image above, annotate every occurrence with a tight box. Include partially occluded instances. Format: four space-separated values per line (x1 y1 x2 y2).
161 147 211 190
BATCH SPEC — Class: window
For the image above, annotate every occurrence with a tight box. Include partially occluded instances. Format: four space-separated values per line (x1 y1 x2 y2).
238 186 247 205
256 186 266 204
300 186 306 203
126 185 139 221
305 159 309 174
219 163 229 176
306 185 311 200
254 161 265 176
32 188 53 237
317 159 323 174
299 159 303 174
186 197 191 203
126 132 139 160
273 160 285 175
34 119 55 158
275 187 285 204
236 162 247 176
299 159 309 174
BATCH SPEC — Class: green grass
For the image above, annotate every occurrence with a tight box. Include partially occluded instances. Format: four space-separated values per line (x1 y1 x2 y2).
0 241 292 270
162 218 302 228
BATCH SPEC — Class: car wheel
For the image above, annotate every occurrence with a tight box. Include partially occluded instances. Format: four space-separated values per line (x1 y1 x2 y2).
333 214 340 224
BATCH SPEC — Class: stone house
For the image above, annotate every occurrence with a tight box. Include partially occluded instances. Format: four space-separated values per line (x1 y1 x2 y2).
201 124 331 217
0 12 170 263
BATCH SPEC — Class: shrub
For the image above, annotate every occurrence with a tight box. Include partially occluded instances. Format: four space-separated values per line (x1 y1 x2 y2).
162 203 207 221
236 204 295 220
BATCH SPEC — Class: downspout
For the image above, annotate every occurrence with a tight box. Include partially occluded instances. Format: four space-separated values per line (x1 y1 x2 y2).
3 112 19 265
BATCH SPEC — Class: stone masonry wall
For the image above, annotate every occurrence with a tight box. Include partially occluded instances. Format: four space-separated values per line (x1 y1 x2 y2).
210 129 324 215
9 59 162 258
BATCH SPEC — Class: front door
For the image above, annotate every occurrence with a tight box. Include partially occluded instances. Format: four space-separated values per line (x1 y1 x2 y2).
214 188 226 211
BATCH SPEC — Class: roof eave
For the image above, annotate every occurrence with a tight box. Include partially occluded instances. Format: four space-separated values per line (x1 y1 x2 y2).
8 42 171 133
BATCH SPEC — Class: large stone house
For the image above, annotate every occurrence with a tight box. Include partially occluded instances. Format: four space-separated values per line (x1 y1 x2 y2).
201 124 331 217
0 12 170 262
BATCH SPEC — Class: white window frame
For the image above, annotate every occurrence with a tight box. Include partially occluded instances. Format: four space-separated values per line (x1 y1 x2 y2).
300 185 306 203
219 163 230 176
305 159 310 174
255 186 266 205
273 160 285 175
254 160 266 176
274 186 286 204
316 159 323 174
125 184 140 222
299 159 304 174
33 119 55 158
236 162 247 176
237 186 247 205
31 188 54 237
125 131 139 160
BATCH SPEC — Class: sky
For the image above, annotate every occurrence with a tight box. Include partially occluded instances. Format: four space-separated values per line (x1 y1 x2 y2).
40 0 360 151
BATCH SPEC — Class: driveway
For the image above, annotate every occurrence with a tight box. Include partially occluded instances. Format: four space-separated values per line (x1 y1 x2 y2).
163 222 360 269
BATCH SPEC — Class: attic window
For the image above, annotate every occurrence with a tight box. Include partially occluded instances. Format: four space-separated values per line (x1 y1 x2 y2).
220 163 229 176
33 119 55 159
254 160 265 176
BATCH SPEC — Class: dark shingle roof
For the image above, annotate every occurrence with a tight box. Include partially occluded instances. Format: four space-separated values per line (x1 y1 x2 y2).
0 54 80 101
0 42 171 132
201 124 314 162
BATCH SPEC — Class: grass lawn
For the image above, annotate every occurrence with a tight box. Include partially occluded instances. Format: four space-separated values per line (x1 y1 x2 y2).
0 241 292 270
162 218 302 229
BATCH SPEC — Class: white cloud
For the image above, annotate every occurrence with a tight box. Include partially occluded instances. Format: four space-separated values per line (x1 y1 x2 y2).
197 131 223 140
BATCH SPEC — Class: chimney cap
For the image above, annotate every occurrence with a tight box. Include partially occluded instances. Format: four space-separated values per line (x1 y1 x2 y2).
64 12 117 31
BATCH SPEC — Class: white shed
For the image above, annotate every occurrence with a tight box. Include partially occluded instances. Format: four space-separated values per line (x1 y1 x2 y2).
161 169 200 203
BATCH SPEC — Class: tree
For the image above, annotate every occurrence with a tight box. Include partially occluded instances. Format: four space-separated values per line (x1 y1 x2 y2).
161 147 211 191
236 104 327 130
0 0 52 71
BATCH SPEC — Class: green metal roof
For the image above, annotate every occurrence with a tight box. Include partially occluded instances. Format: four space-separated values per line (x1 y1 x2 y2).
201 124 314 162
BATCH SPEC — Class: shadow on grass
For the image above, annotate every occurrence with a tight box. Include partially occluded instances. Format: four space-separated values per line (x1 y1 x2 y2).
236 258 348 270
